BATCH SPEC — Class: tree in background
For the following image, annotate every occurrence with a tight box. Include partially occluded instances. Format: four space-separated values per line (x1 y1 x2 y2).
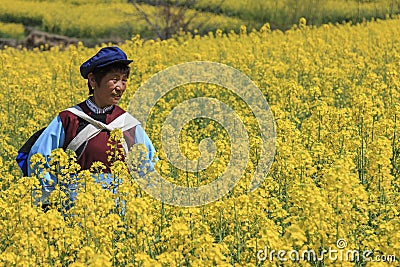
128 0 224 40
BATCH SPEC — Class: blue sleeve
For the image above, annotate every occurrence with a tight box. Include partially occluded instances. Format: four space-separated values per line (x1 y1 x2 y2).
134 124 157 171
28 115 65 194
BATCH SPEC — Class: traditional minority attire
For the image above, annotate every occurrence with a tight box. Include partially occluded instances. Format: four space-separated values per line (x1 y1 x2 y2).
18 46 154 208
27 97 156 204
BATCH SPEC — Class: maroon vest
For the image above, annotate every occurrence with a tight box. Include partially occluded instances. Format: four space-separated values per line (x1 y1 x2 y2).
59 101 136 173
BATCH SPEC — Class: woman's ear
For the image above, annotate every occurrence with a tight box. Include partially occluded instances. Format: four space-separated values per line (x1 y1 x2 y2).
87 73 96 89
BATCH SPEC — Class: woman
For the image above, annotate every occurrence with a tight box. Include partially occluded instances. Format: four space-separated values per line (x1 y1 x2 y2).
24 46 156 205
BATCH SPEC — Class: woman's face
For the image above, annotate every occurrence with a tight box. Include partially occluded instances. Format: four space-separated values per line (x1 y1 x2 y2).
89 71 128 108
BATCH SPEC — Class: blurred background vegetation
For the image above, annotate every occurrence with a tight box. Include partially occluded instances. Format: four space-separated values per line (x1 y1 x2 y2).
0 0 399 47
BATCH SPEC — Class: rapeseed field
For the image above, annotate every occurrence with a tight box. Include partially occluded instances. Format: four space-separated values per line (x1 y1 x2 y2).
0 16 399 266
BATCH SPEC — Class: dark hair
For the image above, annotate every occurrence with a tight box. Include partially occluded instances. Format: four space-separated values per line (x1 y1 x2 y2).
88 62 131 95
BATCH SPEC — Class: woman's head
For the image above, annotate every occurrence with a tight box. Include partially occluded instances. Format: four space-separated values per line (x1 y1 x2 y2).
80 47 133 108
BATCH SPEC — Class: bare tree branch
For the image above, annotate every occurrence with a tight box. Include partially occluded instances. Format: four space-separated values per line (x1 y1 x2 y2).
128 0 226 40
131 2 163 38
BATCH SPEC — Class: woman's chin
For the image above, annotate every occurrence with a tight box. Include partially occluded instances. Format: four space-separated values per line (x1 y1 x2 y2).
111 97 121 105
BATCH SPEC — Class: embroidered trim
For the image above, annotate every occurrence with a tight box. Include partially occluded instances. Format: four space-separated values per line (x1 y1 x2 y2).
86 97 114 114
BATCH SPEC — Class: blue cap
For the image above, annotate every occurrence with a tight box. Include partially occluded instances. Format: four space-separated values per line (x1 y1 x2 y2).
80 46 133 79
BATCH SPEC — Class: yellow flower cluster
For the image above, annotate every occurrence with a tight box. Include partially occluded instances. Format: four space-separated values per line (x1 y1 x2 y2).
0 21 24 39
1 16 400 266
